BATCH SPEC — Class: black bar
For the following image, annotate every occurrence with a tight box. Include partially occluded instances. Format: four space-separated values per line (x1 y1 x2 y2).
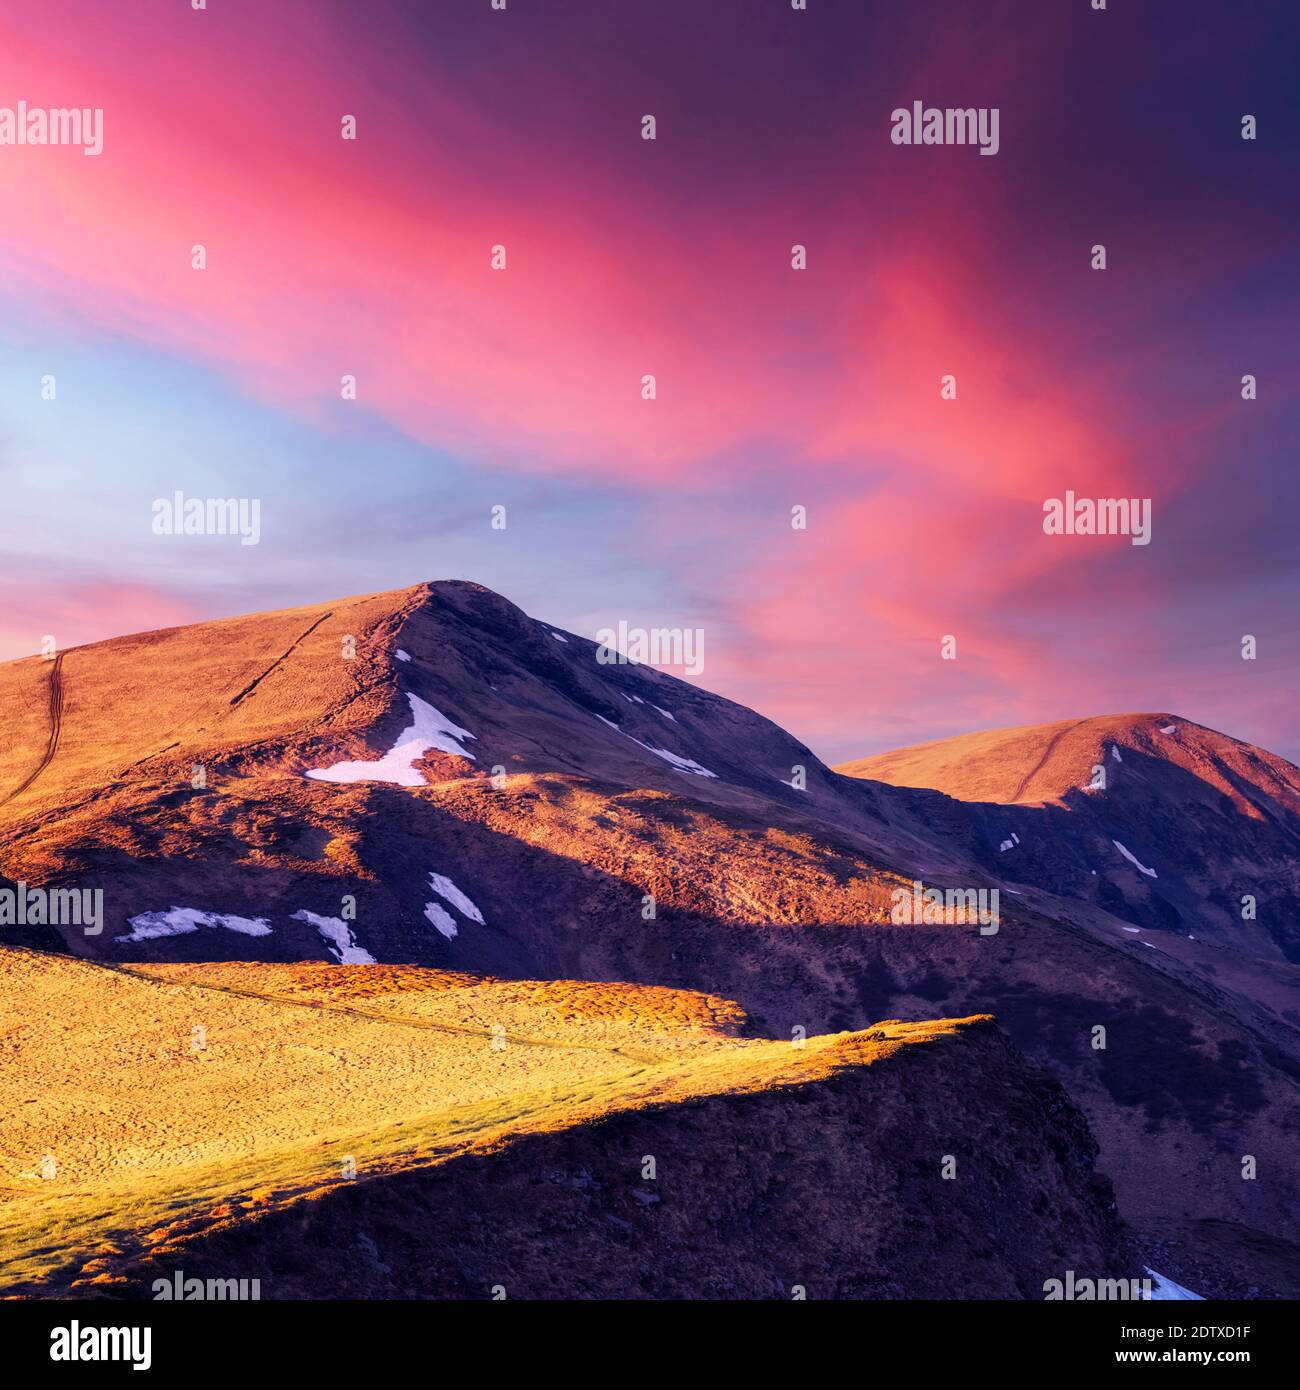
3 1297 1284 1376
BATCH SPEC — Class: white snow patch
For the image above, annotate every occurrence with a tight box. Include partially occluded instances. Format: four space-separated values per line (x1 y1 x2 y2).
424 901 459 939
396 649 412 662
550 631 568 643
640 743 717 777
423 872 486 940
591 711 717 777
122 908 273 942
1160 724 1176 734
428 873 484 924
999 838 1016 853
653 705 677 722
306 693 476 785
1144 1268 1203 1301
1113 839 1158 877
1111 745 1123 762
1121 926 1141 933
292 909 375 964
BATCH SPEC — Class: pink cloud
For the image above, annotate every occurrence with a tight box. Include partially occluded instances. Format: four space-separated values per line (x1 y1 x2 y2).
0 579 201 663
0 8 820 483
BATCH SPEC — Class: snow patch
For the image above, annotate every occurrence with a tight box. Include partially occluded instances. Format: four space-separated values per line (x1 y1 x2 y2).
592 711 717 777
550 631 568 643
1160 724 1176 734
396 649 412 662
1111 745 1123 762
641 743 717 777
306 693 476 785
653 705 676 722
1121 926 1141 933
1113 840 1157 877
1144 1268 1203 1300
423 901 460 940
121 908 273 943
428 873 484 924
424 871 486 940
292 909 375 964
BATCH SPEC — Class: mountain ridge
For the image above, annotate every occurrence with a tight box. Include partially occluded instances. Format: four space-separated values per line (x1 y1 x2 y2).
2 579 1299 1296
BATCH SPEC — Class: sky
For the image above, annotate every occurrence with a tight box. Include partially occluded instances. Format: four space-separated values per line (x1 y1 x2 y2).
0 0 1297 764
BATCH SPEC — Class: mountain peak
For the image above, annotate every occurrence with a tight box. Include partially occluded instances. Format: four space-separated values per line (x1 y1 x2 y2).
835 711 1297 809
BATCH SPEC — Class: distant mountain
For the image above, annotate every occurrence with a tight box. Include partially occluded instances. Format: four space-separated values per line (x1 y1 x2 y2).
2 581 1298 1296
838 714 1300 963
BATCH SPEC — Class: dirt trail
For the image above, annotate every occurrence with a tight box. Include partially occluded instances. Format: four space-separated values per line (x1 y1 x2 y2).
229 611 334 706
1008 719 1084 803
0 653 64 806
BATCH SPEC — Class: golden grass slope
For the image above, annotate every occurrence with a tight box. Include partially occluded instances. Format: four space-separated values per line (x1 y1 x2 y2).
0 585 428 826
0 944 984 1295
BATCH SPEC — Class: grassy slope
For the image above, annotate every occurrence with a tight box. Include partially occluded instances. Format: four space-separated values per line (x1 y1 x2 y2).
0 945 980 1294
